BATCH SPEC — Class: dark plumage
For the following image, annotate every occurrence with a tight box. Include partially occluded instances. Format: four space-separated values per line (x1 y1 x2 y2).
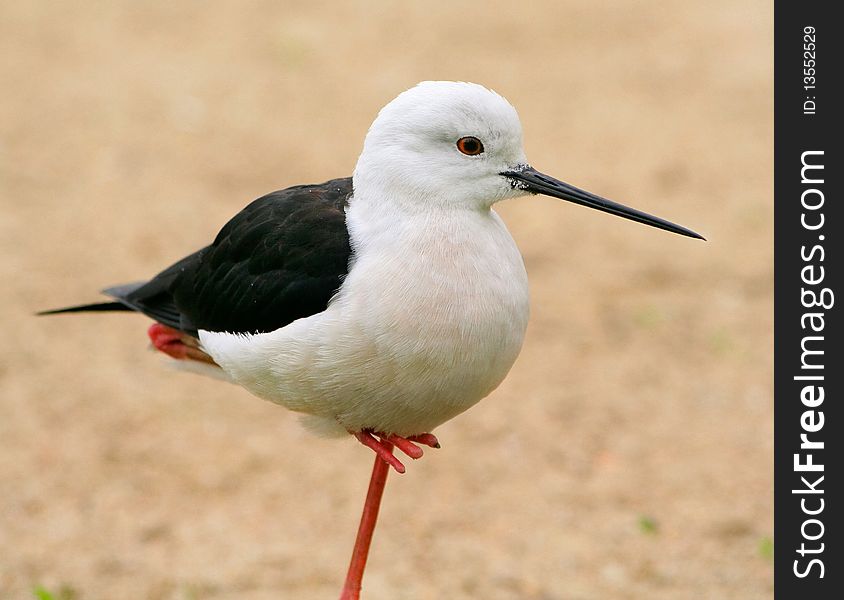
41 178 353 336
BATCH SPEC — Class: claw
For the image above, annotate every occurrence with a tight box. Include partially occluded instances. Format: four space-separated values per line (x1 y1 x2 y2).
406 433 440 449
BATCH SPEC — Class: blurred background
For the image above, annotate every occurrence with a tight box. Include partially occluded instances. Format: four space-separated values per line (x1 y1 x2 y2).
0 1 772 599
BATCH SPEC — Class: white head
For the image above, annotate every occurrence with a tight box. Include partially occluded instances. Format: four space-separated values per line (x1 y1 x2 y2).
353 81 703 239
354 81 528 211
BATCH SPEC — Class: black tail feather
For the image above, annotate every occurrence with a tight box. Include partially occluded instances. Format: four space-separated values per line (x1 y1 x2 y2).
37 302 134 316
39 277 191 333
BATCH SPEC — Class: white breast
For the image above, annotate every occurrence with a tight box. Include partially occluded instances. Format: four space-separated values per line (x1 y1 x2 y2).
200 201 530 437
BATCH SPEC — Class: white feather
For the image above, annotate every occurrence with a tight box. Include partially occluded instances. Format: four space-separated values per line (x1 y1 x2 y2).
200 82 533 436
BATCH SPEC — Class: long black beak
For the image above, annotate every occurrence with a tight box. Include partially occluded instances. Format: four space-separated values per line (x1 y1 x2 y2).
501 166 704 240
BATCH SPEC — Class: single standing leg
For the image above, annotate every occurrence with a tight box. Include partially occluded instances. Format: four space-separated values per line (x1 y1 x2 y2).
339 442 394 600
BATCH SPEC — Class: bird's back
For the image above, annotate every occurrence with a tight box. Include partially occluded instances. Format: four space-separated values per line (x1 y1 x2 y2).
106 178 353 336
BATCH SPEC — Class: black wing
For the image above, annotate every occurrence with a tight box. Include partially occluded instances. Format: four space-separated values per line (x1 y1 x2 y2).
108 177 353 335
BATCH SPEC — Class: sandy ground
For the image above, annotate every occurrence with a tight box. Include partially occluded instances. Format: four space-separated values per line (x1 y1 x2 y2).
1 1 772 599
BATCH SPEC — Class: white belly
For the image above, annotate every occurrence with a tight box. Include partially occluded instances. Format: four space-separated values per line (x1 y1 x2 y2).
200 207 530 437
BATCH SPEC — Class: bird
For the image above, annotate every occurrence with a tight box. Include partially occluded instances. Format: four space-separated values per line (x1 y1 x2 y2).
40 81 703 599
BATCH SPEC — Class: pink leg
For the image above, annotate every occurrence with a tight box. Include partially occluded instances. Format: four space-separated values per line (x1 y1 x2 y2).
339 442 393 600
147 323 216 364
148 323 187 358
339 431 440 598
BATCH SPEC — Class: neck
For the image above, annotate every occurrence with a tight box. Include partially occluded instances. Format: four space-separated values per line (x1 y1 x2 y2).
347 183 497 258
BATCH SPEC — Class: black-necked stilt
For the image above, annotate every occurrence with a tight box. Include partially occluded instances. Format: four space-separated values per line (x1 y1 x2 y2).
41 81 703 599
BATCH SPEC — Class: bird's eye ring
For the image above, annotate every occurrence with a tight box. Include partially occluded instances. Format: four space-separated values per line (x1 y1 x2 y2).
456 136 484 156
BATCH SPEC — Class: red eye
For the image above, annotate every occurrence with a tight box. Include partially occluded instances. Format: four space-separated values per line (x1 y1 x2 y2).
456 136 484 156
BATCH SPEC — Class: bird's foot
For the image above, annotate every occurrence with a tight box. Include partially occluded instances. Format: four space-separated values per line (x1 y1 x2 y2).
148 323 186 358
147 323 216 364
353 431 440 474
